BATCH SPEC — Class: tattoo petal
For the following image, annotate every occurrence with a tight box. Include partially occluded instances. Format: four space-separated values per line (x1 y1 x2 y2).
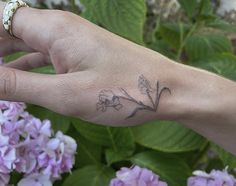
114 104 123 110
96 90 123 112
138 75 153 94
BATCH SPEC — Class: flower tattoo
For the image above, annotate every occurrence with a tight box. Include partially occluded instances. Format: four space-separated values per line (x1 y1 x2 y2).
96 75 171 119
96 90 123 112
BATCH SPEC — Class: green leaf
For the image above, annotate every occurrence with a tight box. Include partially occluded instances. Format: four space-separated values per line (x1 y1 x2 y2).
3 52 55 74
205 158 224 172
4 53 55 74
185 34 233 61
31 65 55 74
159 23 190 50
76 135 102 168
211 143 236 170
207 19 236 34
4 52 26 62
132 121 206 152
199 0 213 16
80 0 98 23
148 39 177 59
63 165 115 186
66 125 102 169
178 0 197 18
72 118 135 155
105 149 128 166
80 0 146 43
131 151 191 186
194 53 236 80
27 105 71 133
10 172 22 185
159 23 181 49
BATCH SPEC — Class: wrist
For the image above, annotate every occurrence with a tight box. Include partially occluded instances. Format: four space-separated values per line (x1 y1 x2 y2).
177 67 236 124
154 59 236 123
164 62 236 154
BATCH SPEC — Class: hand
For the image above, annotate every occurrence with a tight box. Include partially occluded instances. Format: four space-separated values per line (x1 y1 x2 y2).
0 2 175 125
1 2 236 155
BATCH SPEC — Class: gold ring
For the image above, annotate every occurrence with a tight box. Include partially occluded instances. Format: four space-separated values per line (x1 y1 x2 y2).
3 0 29 37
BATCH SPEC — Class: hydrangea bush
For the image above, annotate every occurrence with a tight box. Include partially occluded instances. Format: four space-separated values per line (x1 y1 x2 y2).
0 101 77 185
187 168 236 186
3 0 236 186
109 166 168 186
108 166 236 186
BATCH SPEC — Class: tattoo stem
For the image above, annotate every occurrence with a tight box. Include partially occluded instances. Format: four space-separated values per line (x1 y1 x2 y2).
96 75 171 119
147 90 155 108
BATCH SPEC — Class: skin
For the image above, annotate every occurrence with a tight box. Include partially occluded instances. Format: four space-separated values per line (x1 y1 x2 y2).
0 2 236 155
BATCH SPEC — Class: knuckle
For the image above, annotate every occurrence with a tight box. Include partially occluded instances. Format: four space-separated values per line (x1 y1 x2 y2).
49 10 73 34
0 68 16 97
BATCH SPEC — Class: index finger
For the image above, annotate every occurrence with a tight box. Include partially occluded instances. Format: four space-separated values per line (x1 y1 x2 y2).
0 1 67 54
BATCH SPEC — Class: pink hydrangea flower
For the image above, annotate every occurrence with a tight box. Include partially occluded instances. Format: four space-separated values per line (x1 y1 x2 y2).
0 147 16 173
0 173 10 186
0 100 77 185
109 165 168 186
37 131 77 179
18 173 52 186
188 167 236 186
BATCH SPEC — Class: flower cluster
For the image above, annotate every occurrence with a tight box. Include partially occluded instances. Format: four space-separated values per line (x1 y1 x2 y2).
188 167 236 186
109 165 168 186
0 101 77 186
110 166 236 186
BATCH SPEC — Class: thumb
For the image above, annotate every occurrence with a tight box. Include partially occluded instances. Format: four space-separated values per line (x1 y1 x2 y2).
0 66 57 107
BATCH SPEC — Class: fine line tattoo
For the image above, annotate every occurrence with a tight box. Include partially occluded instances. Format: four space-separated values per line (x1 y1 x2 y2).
96 75 171 119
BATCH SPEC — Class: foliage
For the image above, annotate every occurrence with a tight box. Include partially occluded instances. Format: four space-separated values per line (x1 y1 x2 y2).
80 0 146 44
5 0 236 185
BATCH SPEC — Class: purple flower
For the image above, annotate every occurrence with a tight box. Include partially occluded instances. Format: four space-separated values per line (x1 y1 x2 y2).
0 146 16 173
38 131 77 178
188 167 236 186
0 100 77 185
0 173 10 186
15 152 37 174
18 173 52 186
109 165 168 186
24 118 52 138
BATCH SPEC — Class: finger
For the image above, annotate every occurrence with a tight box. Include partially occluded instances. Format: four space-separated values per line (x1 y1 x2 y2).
0 38 34 57
0 67 94 117
0 66 58 107
0 2 69 53
0 67 72 113
4 53 50 71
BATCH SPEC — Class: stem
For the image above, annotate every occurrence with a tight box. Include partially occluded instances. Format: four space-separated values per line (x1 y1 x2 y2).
70 0 77 13
192 142 210 169
155 87 171 110
176 23 197 62
126 106 154 119
119 88 155 118
147 91 155 108
119 85 171 119
118 96 154 111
